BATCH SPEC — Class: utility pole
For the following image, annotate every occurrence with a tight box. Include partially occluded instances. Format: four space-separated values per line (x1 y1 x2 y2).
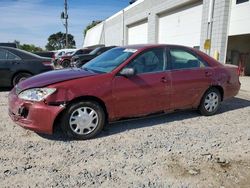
64 0 68 48
61 0 69 48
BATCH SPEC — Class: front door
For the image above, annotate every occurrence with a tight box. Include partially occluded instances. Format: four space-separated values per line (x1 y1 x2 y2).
112 47 171 119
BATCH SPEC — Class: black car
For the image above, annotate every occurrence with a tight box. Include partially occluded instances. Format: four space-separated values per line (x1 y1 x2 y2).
53 48 93 68
0 46 54 87
71 46 116 68
34 51 55 59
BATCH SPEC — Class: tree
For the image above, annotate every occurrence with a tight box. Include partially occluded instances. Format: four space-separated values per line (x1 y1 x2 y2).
14 40 43 52
83 21 102 37
45 32 76 51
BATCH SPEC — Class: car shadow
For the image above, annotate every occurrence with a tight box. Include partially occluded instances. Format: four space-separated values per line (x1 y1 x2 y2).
38 97 250 141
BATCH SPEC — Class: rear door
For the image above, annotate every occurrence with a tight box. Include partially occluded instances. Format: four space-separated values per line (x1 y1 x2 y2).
0 49 22 86
0 49 9 86
112 47 171 118
169 47 213 109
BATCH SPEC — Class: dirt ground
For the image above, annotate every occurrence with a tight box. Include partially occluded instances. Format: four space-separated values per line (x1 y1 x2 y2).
0 77 250 187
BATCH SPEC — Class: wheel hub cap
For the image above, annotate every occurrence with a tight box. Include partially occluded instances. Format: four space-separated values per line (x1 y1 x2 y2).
69 107 98 135
204 92 219 112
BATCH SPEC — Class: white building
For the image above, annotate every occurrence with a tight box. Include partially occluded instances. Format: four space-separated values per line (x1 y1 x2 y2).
84 0 250 75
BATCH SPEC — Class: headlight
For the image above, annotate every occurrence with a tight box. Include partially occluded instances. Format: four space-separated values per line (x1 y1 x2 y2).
18 88 56 102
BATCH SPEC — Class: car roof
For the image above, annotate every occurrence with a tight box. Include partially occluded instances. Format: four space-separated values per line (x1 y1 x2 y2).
0 46 48 60
121 44 193 50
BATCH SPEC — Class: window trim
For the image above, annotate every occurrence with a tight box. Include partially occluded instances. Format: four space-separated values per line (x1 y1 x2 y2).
168 47 209 71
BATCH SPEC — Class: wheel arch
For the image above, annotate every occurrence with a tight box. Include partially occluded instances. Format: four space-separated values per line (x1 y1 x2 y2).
53 95 109 133
11 70 33 86
210 85 224 101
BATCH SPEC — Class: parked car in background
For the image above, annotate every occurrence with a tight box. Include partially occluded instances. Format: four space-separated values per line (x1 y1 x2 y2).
0 46 54 87
56 48 93 68
34 51 55 59
54 49 76 58
9 44 240 140
71 46 116 68
0 43 17 48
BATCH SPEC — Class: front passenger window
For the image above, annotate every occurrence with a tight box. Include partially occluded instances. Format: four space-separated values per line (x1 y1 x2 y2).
170 49 207 70
126 48 165 74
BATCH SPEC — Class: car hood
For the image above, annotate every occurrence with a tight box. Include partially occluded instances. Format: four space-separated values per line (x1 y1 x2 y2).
17 68 97 91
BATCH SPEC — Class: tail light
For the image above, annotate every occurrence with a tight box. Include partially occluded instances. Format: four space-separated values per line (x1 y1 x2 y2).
42 61 52 66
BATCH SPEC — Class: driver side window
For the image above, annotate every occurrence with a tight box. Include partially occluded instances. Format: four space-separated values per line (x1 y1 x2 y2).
126 48 165 74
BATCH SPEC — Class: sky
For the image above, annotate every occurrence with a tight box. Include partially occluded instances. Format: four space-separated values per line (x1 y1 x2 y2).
0 0 129 49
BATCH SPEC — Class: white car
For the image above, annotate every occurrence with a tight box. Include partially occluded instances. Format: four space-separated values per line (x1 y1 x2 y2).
54 49 76 58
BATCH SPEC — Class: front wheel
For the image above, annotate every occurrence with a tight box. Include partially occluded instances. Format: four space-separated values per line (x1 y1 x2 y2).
61 101 105 140
199 88 221 116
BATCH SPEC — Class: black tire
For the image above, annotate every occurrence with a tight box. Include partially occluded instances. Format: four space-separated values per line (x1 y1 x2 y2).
199 87 221 116
12 72 32 86
61 60 70 68
61 101 105 140
75 60 84 68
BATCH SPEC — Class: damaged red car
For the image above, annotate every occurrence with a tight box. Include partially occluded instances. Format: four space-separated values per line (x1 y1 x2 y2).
8 45 241 140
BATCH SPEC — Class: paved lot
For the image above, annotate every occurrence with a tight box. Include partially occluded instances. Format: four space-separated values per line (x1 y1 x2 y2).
0 78 250 187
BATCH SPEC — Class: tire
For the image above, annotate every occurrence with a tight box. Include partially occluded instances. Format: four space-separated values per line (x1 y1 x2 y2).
75 60 84 68
61 60 70 68
199 87 221 116
61 101 105 140
12 72 32 86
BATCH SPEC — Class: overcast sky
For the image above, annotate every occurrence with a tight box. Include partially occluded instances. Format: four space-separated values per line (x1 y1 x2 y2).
0 0 129 48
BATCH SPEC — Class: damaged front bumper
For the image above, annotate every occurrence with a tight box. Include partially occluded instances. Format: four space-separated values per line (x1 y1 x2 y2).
8 90 65 134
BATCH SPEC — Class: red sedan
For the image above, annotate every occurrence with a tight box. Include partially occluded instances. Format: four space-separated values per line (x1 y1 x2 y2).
8 45 241 139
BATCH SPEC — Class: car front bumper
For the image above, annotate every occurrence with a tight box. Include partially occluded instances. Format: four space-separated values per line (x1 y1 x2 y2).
8 90 64 134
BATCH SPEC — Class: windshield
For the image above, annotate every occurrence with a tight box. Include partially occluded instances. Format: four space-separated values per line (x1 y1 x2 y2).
82 47 136 73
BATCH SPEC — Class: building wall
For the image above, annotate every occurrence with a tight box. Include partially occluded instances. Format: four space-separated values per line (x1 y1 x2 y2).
200 0 231 63
84 0 249 64
229 0 250 36
104 12 124 46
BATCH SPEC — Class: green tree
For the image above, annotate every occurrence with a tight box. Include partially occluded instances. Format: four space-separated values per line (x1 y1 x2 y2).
20 44 43 52
46 32 76 51
83 21 102 37
14 40 43 52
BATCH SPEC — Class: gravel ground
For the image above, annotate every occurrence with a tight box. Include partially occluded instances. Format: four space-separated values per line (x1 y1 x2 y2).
0 77 250 187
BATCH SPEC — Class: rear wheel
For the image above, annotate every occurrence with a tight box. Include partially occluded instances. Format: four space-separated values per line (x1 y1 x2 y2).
199 88 221 116
61 101 105 140
12 72 32 86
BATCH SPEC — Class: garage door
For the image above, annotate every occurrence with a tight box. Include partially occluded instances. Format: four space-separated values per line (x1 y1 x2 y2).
158 3 203 47
128 20 148 45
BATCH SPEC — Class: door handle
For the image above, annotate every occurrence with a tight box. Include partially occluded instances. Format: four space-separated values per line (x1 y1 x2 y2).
205 71 212 77
12 62 20 65
161 77 168 83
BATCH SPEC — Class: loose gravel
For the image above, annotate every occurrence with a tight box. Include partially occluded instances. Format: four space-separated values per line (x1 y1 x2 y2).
0 78 250 187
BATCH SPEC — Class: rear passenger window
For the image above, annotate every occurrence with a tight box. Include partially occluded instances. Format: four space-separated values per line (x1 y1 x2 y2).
170 49 207 70
7 51 20 60
0 49 8 60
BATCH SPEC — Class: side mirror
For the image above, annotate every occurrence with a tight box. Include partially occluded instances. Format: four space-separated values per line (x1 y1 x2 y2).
119 68 135 77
